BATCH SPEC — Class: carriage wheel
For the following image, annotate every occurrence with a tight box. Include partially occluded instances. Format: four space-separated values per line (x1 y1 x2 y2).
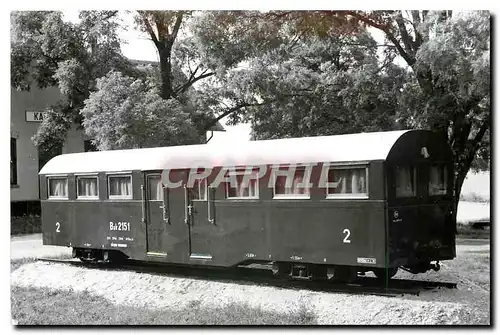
373 267 398 279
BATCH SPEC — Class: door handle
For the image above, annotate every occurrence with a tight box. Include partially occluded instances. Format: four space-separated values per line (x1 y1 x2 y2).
159 205 169 224
207 186 215 225
184 186 189 225
140 185 146 224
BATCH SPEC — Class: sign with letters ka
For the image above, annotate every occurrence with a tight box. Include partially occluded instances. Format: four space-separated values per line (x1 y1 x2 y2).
25 111 47 122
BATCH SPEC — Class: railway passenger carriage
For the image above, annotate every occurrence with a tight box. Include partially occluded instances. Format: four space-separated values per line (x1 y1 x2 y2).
39 130 456 280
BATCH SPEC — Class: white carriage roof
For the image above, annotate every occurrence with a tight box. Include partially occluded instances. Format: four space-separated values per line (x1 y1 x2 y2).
39 130 412 175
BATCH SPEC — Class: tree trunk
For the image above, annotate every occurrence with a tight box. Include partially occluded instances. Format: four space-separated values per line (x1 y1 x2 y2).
159 47 173 100
451 163 468 227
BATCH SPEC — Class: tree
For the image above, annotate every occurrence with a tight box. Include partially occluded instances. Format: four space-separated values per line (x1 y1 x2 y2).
11 11 138 152
195 10 489 219
187 11 408 137
134 11 216 101
190 11 366 131
344 10 490 216
81 71 198 150
197 31 407 140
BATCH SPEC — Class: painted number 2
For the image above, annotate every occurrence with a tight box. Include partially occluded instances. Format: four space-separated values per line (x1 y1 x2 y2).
343 228 351 243
56 222 60 233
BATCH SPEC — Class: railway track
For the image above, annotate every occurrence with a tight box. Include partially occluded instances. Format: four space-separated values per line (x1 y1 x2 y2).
37 257 457 297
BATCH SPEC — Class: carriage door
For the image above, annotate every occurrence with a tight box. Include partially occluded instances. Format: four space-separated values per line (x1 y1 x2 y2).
418 163 454 249
145 173 167 255
186 179 216 261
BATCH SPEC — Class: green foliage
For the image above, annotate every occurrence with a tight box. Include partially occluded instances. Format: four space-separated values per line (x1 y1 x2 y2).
192 16 406 139
81 71 199 150
11 11 136 151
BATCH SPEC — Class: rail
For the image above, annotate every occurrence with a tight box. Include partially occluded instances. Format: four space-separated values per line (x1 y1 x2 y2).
36 258 457 297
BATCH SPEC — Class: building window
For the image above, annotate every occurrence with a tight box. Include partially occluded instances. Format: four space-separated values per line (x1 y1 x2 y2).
395 166 417 198
77 176 99 199
226 170 259 199
48 177 68 199
429 165 448 196
192 179 207 201
147 175 163 200
11 138 17 185
273 167 310 198
108 175 132 199
327 166 368 198
84 140 97 152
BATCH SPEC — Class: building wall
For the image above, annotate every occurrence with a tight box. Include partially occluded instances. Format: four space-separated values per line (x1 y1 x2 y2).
11 86 85 202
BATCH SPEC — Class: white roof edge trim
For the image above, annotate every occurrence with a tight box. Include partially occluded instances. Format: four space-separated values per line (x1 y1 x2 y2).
39 130 412 175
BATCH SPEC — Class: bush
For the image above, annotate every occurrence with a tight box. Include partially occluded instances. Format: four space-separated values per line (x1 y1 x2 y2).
460 192 490 203
11 215 42 235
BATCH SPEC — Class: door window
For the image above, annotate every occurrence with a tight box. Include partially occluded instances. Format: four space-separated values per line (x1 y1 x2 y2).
148 175 163 200
192 179 207 201
395 166 417 198
429 165 448 196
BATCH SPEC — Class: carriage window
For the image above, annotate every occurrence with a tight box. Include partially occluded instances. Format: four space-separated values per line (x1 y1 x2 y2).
429 165 448 196
148 175 163 200
226 171 259 199
108 175 132 199
274 167 310 198
395 166 417 198
192 179 207 201
48 177 68 198
77 176 98 198
327 167 368 198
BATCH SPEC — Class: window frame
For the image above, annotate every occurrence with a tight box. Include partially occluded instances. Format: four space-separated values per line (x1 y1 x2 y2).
107 173 133 200
47 175 69 200
11 137 17 186
225 170 260 200
272 165 311 200
325 164 369 200
76 174 99 200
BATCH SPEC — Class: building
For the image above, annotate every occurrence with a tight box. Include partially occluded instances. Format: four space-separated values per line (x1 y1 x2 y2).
10 85 90 216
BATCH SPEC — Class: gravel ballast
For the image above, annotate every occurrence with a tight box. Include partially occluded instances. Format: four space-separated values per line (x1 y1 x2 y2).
11 241 490 325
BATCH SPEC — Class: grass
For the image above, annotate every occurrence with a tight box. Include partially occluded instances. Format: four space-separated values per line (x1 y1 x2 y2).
456 223 491 240
11 286 316 326
453 251 490 292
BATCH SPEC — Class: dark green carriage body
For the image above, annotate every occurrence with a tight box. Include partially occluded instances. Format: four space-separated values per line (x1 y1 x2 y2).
39 130 456 272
